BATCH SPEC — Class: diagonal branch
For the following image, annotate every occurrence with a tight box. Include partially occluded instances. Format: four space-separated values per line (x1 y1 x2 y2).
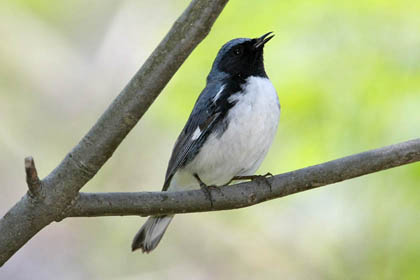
68 138 420 217
0 0 229 267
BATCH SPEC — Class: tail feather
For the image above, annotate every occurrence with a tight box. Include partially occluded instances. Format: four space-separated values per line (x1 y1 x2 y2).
131 215 174 253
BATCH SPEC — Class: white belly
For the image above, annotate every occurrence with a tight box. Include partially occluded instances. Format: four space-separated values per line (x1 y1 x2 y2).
170 76 280 190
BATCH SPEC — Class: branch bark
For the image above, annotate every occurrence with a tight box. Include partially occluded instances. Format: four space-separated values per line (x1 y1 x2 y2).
0 0 228 267
67 138 420 217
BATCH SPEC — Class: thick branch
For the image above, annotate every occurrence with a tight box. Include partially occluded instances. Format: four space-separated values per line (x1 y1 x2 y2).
0 0 228 267
68 138 420 217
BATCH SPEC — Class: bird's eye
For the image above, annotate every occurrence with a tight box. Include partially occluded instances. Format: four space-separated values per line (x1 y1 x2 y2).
233 47 242 56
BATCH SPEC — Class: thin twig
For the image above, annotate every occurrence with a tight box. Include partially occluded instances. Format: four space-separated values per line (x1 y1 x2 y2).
24 157 42 197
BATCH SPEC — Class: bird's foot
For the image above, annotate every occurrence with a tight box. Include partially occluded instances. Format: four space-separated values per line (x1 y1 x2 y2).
194 174 219 207
230 172 274 192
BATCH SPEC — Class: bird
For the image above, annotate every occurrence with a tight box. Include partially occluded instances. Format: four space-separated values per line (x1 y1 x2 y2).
131 32 280 253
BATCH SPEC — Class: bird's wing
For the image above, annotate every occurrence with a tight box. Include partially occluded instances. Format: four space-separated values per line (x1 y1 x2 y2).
162 83 229 191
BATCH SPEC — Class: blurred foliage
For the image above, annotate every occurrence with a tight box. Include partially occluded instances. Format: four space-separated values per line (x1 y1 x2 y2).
0 0 419 279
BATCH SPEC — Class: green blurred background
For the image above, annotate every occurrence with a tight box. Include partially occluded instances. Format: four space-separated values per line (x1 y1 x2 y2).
1 0 419 279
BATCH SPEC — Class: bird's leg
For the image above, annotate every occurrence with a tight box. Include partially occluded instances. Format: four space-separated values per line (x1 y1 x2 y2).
194 174 219 207
229 172 274 192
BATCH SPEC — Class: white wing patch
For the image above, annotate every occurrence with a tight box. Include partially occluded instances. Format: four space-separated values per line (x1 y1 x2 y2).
191 127 202 140
212 85 225 103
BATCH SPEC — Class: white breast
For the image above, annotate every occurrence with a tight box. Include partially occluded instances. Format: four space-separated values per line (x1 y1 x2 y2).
174 76 280 189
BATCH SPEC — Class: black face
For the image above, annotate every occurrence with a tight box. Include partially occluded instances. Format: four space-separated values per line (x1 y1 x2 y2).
217 40 264 78
215 33 274 79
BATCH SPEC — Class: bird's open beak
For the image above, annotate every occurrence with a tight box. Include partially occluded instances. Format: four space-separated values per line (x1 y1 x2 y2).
254 32 275 49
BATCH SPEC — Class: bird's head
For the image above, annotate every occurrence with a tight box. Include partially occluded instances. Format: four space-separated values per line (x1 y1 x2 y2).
209 32 274 81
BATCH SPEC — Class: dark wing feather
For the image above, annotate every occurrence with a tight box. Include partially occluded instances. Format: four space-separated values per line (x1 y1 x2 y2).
162 82 227 191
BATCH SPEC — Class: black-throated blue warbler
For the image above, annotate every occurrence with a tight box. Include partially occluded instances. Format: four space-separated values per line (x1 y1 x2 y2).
132 32 280 253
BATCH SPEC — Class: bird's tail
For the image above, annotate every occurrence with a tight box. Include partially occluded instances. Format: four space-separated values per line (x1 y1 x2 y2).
131 215 174 253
